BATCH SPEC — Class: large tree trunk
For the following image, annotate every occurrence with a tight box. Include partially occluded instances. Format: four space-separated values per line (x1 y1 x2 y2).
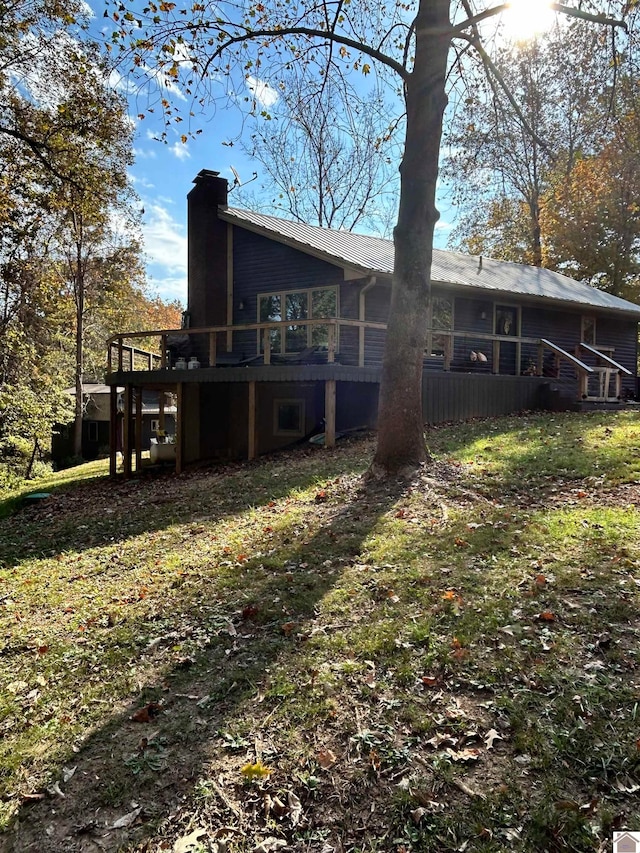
372 0 451 475
73 234 84 459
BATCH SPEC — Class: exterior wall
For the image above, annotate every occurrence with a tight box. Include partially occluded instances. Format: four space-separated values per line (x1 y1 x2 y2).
423 373 549 424
228 226 355 359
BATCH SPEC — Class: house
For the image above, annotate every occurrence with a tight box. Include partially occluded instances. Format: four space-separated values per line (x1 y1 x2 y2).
614 833 640 853
105 169 640 476
52 384 176 466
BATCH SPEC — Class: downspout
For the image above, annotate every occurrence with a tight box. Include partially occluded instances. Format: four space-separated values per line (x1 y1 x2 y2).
358 276 377 368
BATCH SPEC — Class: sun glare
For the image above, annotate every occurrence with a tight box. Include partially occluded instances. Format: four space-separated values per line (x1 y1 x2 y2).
503 0 555 40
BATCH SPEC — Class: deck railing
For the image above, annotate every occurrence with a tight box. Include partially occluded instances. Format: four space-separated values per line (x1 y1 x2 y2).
106 323 628 401
107 318 388 372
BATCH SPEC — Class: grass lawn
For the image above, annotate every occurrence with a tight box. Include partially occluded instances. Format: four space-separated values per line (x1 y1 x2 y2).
1 410 640 852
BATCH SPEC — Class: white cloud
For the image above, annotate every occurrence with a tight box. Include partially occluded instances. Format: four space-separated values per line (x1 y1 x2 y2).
129 172 155 189
246 75 278 109
141 203 188 302
170 141 190 160
133 147 157 161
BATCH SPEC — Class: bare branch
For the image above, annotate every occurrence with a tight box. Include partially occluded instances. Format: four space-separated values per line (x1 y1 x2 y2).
455 32 556 162
550 3 627 31
201 24 410 81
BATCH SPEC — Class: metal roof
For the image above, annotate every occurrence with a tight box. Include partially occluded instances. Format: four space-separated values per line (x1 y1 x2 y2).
221 207 640 318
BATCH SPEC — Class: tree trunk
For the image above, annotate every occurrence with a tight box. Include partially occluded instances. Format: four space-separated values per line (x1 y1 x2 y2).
73 234 84 459
372 0 451 475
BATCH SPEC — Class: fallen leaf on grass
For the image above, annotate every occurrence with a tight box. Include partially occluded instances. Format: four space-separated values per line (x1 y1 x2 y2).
62 766 76 782
110 806 142 829
484 729 503 750
131 702 161 723
287 791 303 826
317 748 337 769
537 611 555 622
174 827 207 852
444 747 480 762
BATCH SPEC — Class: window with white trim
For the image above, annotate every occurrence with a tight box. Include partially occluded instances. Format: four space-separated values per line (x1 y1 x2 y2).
258 287 338 353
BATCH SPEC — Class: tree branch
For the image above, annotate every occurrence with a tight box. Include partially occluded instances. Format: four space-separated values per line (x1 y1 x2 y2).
201 24 409 81
0 123 73 185
455 31 556 162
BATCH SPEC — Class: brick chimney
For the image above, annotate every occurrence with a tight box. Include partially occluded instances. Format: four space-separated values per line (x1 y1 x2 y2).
187 170 229 328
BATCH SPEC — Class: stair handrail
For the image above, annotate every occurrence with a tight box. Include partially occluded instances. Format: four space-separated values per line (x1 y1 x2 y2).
539 338 593 373
578 342 632 375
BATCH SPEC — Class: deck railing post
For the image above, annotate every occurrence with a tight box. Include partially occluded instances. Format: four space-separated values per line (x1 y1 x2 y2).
161 335 167 369
209 332 217 367
327 324 335 363
263 329 271 365
492 340 500 374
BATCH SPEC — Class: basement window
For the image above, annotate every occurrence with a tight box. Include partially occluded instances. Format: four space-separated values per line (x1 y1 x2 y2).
274 399 305 437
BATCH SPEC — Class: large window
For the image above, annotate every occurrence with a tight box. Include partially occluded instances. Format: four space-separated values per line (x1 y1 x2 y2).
426 296 454 357
258 287 338 353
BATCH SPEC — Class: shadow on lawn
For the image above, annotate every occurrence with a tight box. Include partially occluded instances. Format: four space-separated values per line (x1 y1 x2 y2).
0 444 374 567
1 460 408 853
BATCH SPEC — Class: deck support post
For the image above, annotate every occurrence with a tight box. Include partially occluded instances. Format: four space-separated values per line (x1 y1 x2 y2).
109 384 118 478
135 386 143 473
176 382 184 474
123 384 133 479
159 391 165 433
325 379 336 449
248 380 257 460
